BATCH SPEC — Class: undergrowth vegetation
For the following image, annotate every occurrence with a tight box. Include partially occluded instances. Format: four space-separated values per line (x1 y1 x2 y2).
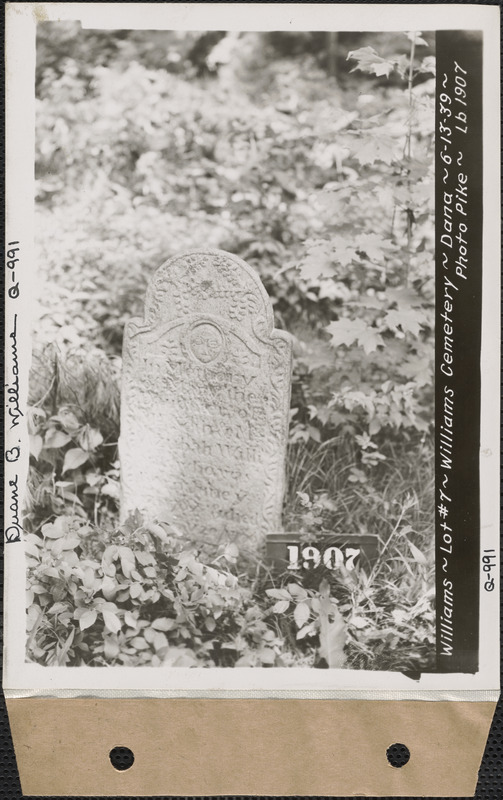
27 510 434 670
27 25 436 670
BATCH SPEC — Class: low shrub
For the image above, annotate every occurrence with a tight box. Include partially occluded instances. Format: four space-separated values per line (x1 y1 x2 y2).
26 346 121 531
26 512 434 671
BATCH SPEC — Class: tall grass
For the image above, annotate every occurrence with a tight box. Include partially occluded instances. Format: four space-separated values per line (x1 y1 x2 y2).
284 431 435 671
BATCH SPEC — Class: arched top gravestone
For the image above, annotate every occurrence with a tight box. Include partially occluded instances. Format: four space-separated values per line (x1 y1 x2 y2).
120 249 292 551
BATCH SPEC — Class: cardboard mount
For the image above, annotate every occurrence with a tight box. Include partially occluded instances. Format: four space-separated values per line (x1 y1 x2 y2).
6 698 497 796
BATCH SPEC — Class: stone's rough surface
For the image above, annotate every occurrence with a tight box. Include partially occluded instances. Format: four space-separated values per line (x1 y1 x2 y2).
120 249 292 550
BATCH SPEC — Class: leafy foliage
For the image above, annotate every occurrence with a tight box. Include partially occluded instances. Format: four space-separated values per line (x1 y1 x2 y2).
26 347 121 530
295 31 434 451
26 512 433 671
28 28 436 670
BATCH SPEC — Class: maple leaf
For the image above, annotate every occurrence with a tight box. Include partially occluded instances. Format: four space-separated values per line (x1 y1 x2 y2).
355 233 393 264
372 60 396 78
394 54 409 79
357 327 385 355
406 31 429 47
326 318 367 348
347 47 396 79
384 309 427 337
316 189 347 215
298 241 334 281
409 182 434 207
386 287 424 308
331 235 359 268
326 318 384 354
400 356 433 387
353 134 398 166
418 56 436 76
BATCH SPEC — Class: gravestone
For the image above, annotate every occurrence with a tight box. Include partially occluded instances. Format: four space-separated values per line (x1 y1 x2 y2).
120 249 292 551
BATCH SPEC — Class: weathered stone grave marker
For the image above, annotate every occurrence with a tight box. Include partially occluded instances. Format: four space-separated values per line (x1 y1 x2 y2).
120 249 292 551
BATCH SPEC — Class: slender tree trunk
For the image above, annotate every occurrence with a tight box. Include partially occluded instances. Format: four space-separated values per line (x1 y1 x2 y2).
327 32 338 78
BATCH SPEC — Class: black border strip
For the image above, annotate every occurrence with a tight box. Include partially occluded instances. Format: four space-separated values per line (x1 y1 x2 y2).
435 30 483 674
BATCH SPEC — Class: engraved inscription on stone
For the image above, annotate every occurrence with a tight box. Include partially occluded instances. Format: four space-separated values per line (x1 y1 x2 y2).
119 249 292 550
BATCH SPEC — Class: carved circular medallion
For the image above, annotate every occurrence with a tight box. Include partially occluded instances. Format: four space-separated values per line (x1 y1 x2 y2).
188 321 225 364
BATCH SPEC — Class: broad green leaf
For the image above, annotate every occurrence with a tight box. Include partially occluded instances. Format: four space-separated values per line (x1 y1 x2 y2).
330 237 359 268
272 600 290 614
406 31 429 46
78 425 104 452
41 517 70 539
418 56 436 75
129 583 142 599
40 566 60 579
298 241 334 281
318 598 347 668
287 583 308 600
327 318 368 348
48 602 68 616
27 406 46 434
259 648 276 665
165 648 199 667
144 627 156 644
223 542 239 563
296 624 315 640
372 60 396 78
56 408 81 432
353 134 398 166
384 309 426 338
44 428 72 448
347 47 397 78
144 522 170 541
394 54 410 79
104 636 120 660
326 319 384 354
131 636 150 651
294 602 310 629
119 546 136 579
62 447 89 474
82 566 96 590
153 631 169 651
143 566 157 578
151 617 175 631
135 550 155 566
355 233 393 264
79 609 97 631
102 609 122 634
124 611 137 628
59 535 81 551
101 481 120 501
400 357 432 388
29 434 44 460
266 588 291 601
386 287 425 308
103 545 119 564
101 575 118 600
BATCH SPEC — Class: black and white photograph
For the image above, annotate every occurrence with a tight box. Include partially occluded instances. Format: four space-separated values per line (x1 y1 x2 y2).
4 3 499 697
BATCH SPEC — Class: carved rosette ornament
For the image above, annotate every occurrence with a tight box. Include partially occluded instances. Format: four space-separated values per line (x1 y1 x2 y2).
120 249 292 551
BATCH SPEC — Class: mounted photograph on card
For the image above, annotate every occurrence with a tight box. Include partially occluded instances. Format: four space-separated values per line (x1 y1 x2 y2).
5 3 499 700
24 24 438 676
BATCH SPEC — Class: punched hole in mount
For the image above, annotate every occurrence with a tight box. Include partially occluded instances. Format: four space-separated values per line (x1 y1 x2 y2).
386 743 410 768
109 746 135 771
